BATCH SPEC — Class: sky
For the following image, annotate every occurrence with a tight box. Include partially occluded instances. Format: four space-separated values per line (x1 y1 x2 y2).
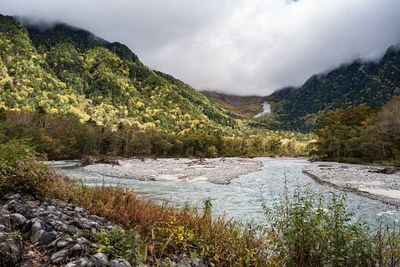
2 0 400 95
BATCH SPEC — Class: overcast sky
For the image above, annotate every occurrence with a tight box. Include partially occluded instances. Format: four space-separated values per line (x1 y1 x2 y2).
2 0 400 95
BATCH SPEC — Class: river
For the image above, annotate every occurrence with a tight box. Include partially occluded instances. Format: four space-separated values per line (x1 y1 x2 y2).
52 158 400 226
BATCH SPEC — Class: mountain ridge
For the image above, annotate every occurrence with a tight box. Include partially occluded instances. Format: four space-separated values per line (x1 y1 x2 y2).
266 45 400 130
0 15 241 133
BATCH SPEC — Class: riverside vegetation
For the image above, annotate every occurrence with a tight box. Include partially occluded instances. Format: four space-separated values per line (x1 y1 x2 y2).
315 96 400 164
0 140 400 266
0 110 313 159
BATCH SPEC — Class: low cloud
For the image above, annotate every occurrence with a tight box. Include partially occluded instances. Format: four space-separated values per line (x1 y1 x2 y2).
2 0 400 95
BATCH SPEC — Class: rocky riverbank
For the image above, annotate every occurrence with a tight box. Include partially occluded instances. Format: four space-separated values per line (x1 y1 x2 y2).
0 193 132 266
304 162 400 206
82 158 262 184
0 194 203 266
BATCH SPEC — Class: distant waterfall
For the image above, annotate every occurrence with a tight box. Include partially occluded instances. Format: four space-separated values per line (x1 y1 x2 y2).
254 101 271 118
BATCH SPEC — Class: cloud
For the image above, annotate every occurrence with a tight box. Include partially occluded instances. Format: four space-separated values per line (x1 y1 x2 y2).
2 0 400 95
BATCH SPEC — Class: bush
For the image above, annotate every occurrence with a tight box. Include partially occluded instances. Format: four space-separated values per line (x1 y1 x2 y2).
7 158 71 200
90 229 143 265
0 139 34 167
264 190 400 266
0 139 71 200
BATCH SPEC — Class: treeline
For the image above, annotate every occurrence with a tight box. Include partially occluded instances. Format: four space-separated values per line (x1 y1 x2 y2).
315 96 400 164
0 110 312 160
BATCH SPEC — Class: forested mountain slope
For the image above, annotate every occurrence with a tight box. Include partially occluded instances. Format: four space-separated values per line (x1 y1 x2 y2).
0 15 240 133
267 46 400 130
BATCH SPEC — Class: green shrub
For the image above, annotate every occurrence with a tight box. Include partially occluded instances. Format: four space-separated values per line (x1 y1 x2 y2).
0 139 71 200
90 229 143 265
264 190 400 266
0 139 34 167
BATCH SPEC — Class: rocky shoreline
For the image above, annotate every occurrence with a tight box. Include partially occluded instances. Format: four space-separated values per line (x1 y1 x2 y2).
0 194 204 266
304 162 400 206
82 158 263 185
0 193 131 266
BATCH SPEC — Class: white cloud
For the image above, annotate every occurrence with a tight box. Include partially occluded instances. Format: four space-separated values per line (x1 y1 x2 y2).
2 0 400 95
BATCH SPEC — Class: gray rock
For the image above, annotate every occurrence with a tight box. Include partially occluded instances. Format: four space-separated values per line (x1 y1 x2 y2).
110 258 133 267
1 195 128 266
67 225 80 234
10 213 27 226
70 243 84 253
31 229 45 244
65 256 94 267
51 248 69 264
92 253 109 266
77 237 90 245
0 238 23 265
25 200 40 208
2 199 19 210
31 219 43 235
56 236 74 248
0 214 11 228
58 222 69 232
38 231 57 245
47 205 56 211
4 193 21 200
75 207 84 213
0 208 10 215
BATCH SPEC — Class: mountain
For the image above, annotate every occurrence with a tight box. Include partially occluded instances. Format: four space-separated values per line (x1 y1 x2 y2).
267 46 400 130
202 91 263 119
0 15 241 133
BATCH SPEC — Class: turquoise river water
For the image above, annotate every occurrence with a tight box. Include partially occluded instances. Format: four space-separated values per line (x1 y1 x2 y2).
52 158 400 226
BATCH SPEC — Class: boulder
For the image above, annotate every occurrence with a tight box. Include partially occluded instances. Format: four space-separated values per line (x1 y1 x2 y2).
50 248 69 264
65 256 94 267
10 213 26 226
31 229 45 244
38 231 57 245
0 235 23 266
3 193 21 201
110 258 133 267
92 253 109 266
0 214 11 228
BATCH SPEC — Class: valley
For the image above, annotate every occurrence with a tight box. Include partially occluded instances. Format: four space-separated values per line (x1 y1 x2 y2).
0 9 400 267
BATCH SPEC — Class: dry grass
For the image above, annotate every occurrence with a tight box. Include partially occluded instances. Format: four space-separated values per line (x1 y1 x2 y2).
71 187 267 266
